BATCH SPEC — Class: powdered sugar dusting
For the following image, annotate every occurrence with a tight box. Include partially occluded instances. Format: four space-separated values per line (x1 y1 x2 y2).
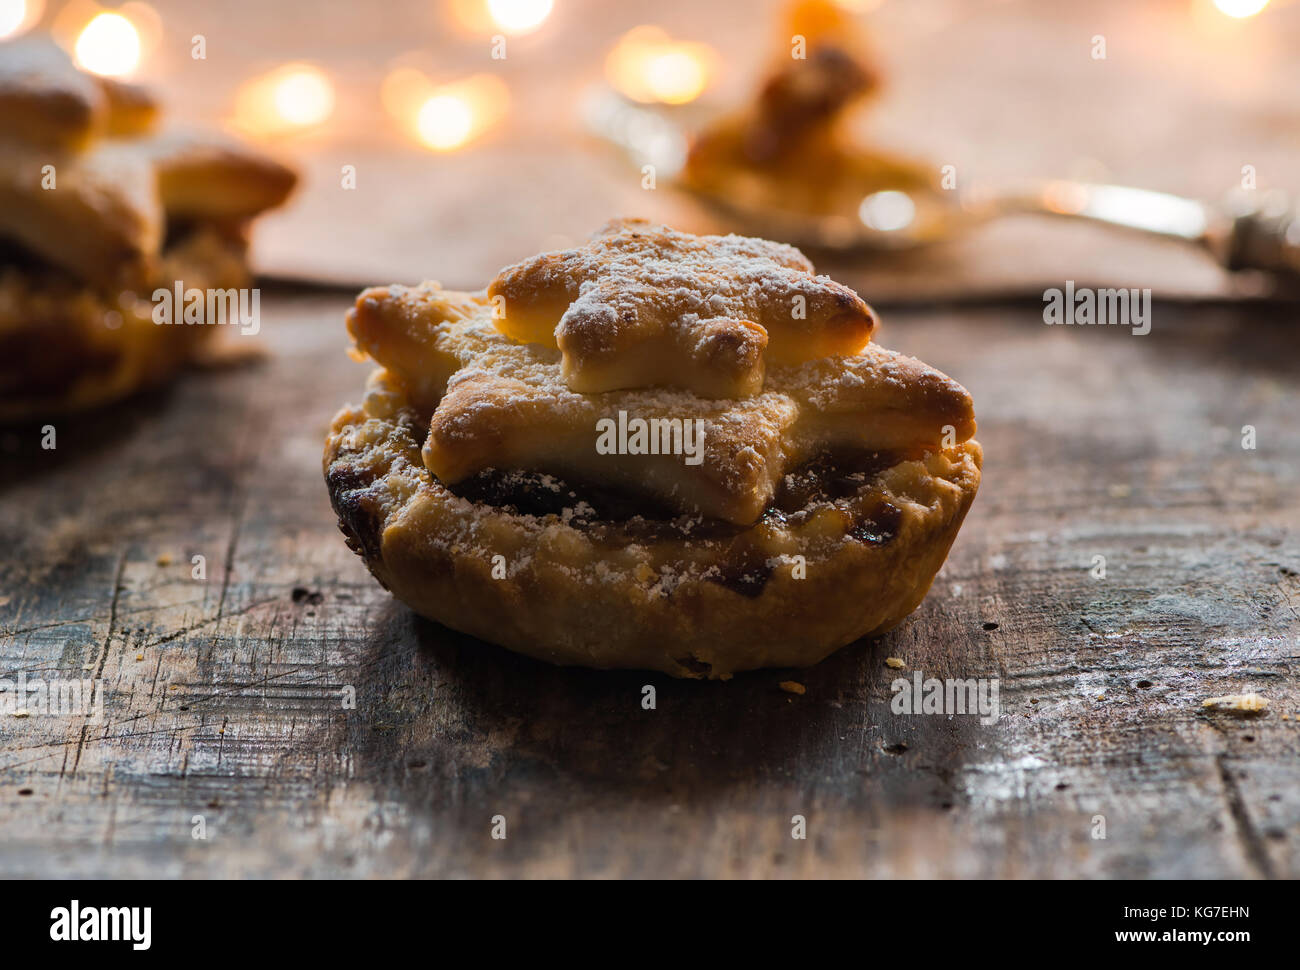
489 219 872 397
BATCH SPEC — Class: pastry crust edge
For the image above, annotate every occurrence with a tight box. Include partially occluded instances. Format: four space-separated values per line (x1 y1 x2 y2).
323 373 982 680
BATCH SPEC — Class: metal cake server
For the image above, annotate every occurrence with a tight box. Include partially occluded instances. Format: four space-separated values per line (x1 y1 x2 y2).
584 87 1300 280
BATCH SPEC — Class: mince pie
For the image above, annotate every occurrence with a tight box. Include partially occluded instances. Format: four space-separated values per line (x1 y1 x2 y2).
0 35 296 420
325 219 981 678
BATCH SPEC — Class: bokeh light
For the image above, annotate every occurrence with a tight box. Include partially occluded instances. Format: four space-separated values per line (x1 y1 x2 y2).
605 26 717 105
411 75 509 151
234 63 335 136
859 190 916 232
0 0 44 40
272 66 335 127
417 95 475 150
119 2 162 56
486 0 553 35
381 65 436 122
74 12 141 77
386 68 509 152
1213 0 1269 17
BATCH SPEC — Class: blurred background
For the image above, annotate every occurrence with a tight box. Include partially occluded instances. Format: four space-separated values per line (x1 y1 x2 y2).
2 0 1298 882
6 0 1298 298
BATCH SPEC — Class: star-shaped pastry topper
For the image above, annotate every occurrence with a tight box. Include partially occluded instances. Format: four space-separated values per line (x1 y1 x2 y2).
487 219 875 398
346 274 975 525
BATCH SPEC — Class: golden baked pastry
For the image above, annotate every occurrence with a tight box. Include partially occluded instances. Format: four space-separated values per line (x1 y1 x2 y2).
325 220 981 678
0 36 162 146
0 35 296 421
144 130 300 221
100 77 161 136
683 0 933 226
0 139 163 289
0 36 106 150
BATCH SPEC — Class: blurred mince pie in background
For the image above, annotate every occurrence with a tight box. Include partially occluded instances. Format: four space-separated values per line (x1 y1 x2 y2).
0 35 297 422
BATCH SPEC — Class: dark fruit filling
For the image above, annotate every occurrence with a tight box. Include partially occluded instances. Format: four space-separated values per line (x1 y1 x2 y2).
440 450 908 597
332 417 916 601
445 448 907 549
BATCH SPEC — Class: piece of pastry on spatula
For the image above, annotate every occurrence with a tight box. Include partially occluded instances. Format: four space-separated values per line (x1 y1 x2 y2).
325 219 981 678
0 35 296 421
681 0 936 242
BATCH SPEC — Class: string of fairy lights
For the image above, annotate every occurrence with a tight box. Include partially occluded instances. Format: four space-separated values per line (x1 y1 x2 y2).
0 0 1282 152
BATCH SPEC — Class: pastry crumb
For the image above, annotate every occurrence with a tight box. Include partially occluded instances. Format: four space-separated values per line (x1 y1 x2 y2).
1202 693 1268 714
885 657 905 669
779 680 806 695
156 553 172 566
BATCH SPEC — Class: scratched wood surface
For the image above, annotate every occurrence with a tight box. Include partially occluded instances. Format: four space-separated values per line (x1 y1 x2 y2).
0 288 1296 878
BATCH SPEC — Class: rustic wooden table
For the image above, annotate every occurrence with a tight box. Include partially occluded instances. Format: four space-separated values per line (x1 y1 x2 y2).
0 287 1295 878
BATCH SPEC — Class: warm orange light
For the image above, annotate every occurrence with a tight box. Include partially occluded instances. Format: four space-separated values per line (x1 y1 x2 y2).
0 0 26 39
605 26 717 105
381 66 436 122
119 2 162 55
50 0 96 49
385 66 509 151
234 63 335 136
417 95 474 150
410 74 508 151
486 0 553 35
450 0 553 35
449 0 490 32
273 67 334 126
1213 0 1269 16
0 0 43 40
74 12 141 77
0 2 20 38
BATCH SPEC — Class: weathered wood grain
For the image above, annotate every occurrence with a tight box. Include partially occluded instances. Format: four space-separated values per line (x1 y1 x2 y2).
0 290 1296 878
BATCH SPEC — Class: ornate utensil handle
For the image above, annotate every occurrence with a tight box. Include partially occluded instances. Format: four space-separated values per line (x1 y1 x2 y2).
1225 195 1300 277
